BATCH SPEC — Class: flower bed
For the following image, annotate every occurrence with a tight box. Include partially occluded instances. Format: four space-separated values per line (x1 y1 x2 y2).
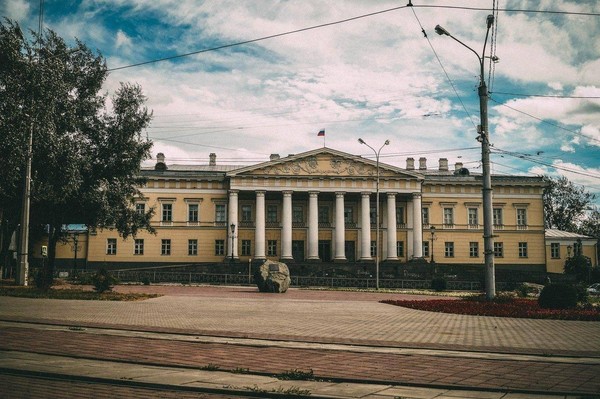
381 297 600 321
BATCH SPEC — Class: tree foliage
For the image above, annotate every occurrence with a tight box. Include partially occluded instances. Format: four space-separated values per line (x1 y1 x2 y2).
543 175 595 232
0 19 154 288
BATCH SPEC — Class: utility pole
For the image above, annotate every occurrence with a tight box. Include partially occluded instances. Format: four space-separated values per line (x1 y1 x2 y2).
436 15 496 299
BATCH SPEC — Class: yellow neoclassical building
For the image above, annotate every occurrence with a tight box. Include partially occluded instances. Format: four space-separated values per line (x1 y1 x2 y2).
80 147 548 274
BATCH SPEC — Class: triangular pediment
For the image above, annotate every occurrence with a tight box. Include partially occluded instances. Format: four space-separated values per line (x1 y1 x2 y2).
227 147 422 180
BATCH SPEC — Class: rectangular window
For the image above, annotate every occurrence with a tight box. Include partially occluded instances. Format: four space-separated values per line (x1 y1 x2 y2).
267 240 277 256
344 206 353 224
444 242 454 257
215 204 226 223
106 238 117 255
267 205 278 223
241 205 252 222
215 239 225 255
494 242 504 257
292 205 304 223
370 206 377 225
135 203 145 215
468 208 478 226
396 206 405 225
162 203 172 222
422 208 429 225
517 208 527 226
443 208 454 226
318 206 329 224
188 239 198 255
469 242 479 258
519 242 528 258
493 208 503 226
161 239 171 255
550 243 560 259
370 241 377 257
241 239 251 256
188 204 199 222
396 241 405 257
422 241 430 257
134 239 144 255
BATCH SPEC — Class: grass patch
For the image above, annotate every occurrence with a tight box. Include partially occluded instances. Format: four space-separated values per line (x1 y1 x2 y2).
382 295 600 321
0 286 160 301
277 368 314 381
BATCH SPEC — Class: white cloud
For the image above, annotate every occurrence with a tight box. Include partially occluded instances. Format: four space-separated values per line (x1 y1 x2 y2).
1 0 30 21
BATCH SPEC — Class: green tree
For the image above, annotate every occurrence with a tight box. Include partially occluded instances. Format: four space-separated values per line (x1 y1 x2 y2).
543 176 595 232
0 19 154 289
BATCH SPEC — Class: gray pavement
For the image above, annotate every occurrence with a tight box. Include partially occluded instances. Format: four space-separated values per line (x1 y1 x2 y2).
0 285 599 398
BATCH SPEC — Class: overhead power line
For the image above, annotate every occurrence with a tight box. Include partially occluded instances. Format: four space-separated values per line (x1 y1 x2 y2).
489 97 600 144
491 91 600 99
108 4 600 72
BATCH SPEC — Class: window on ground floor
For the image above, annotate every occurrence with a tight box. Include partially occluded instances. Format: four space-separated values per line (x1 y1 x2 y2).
550 243 560 259
396 241 404 257
188 239 198 256
215 239 225 256
444 242 454 257
469 242 479 258
241 239 251 256
106 238 117 255
518 242 528 258
134 239 144 255
494 242 504 257
268 240 277 256
161 239 171 255
423 241 430 257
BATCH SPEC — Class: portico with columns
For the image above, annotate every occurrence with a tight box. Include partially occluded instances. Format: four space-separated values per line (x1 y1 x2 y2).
226 148 424 264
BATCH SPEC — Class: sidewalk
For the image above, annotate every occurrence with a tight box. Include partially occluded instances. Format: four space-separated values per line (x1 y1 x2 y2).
1 285 599 398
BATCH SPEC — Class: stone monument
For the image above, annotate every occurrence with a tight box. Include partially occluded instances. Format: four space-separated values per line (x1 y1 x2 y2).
255 260 291 293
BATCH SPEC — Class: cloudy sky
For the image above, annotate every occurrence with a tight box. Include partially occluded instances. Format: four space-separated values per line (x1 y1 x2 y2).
3 0 600 203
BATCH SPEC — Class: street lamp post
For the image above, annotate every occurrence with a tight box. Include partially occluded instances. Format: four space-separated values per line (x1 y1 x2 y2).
230 223 236 265
358 138 390 290
430 226 436 263
435 15 496 299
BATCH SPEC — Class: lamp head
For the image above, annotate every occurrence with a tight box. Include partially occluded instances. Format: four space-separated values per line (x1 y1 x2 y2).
384 139 390 145
430 225 436 233
358 138 365 144
230 223 236 233
435 25 449 36
486 14 494 29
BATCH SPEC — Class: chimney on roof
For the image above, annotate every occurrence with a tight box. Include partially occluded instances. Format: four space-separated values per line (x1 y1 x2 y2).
270 154 280 161
455 161 464 171
209 153 216 166
439 158 449 171
406 157 415 170
155 153 167 171
419 157 427 170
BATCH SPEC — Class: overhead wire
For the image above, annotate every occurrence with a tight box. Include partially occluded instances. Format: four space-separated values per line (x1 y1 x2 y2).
490 91 600 99
408 4 478 129
107 4 600 72
489 97 600 144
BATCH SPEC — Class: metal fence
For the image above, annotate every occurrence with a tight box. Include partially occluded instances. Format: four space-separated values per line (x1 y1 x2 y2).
99 270 493 291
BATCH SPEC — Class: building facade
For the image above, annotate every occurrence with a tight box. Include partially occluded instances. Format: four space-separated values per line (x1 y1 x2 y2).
80 147 548 273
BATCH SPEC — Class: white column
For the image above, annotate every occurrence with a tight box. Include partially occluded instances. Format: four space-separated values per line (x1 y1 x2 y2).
334 192 346 261
386 193 398 260
255 191 266 259
308 191 319 260
281 191 293 260
360 192 372 260
228 190 239 259
412 193 423 258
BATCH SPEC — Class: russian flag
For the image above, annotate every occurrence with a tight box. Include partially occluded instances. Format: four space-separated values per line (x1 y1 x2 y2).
317 129 325 136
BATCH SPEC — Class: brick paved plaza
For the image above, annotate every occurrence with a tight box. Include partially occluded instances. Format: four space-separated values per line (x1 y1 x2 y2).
0 285 599 398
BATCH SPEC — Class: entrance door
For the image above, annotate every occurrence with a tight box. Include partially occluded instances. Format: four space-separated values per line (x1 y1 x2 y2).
318 240 331 261
345 241 356 262
292 241 305 262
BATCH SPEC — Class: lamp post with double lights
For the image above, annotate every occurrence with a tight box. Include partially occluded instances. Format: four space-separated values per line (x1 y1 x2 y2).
358 138 390 290
435 15 497 299
230 223 236 265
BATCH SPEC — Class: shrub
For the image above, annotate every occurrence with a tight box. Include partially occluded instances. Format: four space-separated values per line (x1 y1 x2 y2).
538 283 578 309
564 255 592 282
92 269 118 293
430 277 447 292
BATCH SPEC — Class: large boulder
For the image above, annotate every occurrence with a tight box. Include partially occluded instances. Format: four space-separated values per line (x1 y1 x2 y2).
255 260 291 293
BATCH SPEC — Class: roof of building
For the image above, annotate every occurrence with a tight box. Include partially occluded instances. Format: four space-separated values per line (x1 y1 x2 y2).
545 229 594 240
